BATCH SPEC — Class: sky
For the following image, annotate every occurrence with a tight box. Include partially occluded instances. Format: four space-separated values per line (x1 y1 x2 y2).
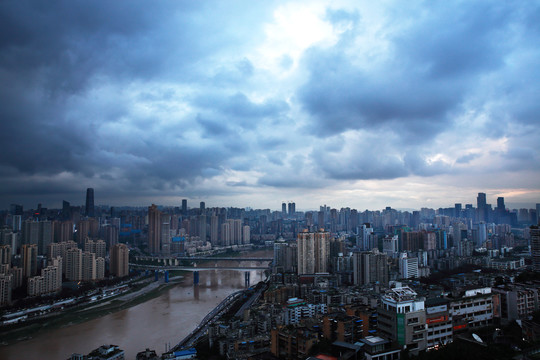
0 0 539 212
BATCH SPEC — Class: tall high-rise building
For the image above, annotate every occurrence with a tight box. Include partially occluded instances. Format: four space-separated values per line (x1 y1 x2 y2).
110 243 129 277
200 202 205 212
161 221 171 255
210 215 219 246
85 188 95 218
76 218 99 245
82 252 96 281
477 192 487 222
22 244 38 278
221 222 230 246
0 274 12 306
66 248 82 281
318 211 325 229
62 200 71 220
148 204 162 254
297 229 330 275
198 215 207 242
536 204 540 225
84 239 106 259
282 202 287 216
242 225 250 245
288 202 296 216
182 199 187 214
353 250 389 286
497 197 505 211
0 245 11 265
531 226 540 272
454 203 462 217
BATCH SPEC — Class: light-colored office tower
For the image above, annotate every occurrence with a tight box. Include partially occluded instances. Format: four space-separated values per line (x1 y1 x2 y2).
382 235 399 257
82 251 96 281
96 257 105 280
358 224 374 250
22 244 38 278
0 274 12 306
221 222 230 246
110 243 129 277
242 225 250 245
148 204 162 254
210 215 219 246
0 245 11 265
297 229 330 275
66 248 82 281
399 253 419 279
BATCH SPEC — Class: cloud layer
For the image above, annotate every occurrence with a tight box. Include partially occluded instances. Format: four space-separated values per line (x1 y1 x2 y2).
0 0 539 210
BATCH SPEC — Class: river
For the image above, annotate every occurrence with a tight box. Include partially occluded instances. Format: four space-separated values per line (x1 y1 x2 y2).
0 251 271 360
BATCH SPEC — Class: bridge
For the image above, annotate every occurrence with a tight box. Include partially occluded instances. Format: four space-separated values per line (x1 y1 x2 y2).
133 256 273 268
135 256 272 262
129 264 269 271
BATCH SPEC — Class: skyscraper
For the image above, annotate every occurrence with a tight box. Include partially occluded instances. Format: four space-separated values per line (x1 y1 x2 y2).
200 201 205 212
182 199 188 214
85 188 95 218
497 197 505 211
477 192 487 222
297 229 330 275
148 204 162 254
282 202 287 216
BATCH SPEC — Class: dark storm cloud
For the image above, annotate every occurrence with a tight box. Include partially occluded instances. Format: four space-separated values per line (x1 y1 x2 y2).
0 0 275 206
297 2 521 139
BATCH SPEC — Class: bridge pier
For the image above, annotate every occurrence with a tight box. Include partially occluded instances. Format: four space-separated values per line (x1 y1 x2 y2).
244 271 250 287
194 271 199 285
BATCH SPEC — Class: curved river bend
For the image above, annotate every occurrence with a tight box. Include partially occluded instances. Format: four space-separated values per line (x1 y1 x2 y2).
0 254 270 360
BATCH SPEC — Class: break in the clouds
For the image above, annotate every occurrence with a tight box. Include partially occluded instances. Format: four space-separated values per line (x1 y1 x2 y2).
0 0 539 210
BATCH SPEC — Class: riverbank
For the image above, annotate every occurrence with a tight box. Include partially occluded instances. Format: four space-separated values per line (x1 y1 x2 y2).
0 274 186 347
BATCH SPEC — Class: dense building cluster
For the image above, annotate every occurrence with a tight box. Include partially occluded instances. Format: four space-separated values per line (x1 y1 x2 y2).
1 190 540 359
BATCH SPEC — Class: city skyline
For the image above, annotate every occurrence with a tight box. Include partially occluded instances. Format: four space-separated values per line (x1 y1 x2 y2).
1 2 539 211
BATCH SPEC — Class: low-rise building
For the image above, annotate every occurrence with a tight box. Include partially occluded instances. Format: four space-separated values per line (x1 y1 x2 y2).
360 336 401 360
378 286 427 355
425 298 453 349
449 287 495 333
